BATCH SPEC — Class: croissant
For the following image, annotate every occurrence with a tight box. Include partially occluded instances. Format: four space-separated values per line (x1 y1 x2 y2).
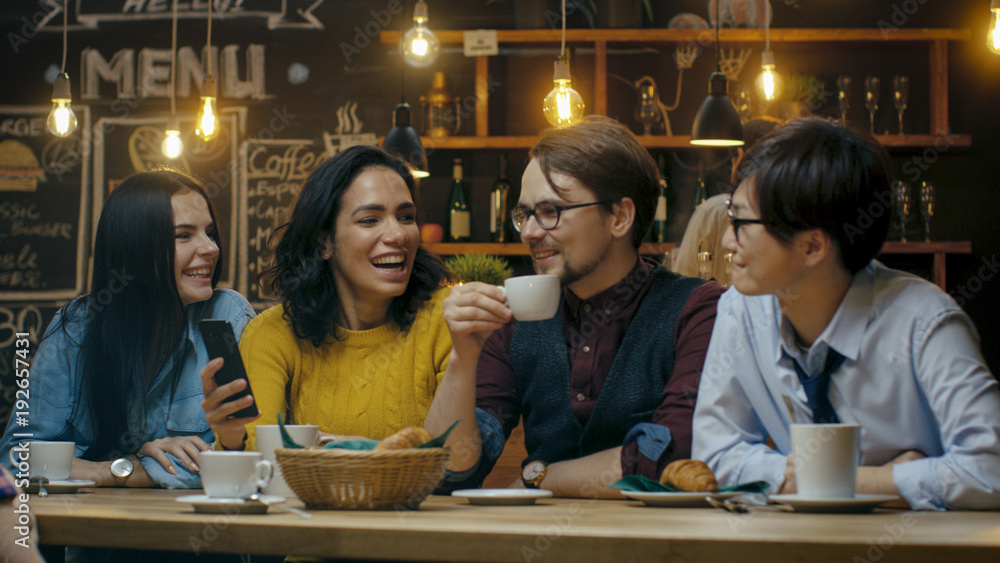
659 459 718 492
373 427 434 450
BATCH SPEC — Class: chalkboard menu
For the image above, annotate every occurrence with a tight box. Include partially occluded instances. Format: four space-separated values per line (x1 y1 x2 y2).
0 105 91 301
238 139 323 306
0 303 61 431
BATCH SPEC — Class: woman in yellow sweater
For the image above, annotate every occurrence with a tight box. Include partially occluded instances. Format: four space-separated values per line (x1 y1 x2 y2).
200 145 457 451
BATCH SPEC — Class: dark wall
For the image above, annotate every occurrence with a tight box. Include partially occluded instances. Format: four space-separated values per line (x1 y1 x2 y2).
1 0 997 395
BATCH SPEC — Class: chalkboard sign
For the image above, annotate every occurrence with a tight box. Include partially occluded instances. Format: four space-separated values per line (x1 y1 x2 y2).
92 113 241 286
0 105 91 301
237 139 323 306
0 302 61 431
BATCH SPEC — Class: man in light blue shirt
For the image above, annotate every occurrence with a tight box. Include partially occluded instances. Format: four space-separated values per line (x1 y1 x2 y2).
692 118 1000 510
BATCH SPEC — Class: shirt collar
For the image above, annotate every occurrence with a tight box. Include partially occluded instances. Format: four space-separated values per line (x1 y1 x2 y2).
563 257 651 323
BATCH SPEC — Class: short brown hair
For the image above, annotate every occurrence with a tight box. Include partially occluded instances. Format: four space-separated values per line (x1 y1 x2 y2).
530 116 659 248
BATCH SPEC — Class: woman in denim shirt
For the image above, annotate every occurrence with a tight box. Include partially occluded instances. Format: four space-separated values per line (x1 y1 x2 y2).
0 169 254 490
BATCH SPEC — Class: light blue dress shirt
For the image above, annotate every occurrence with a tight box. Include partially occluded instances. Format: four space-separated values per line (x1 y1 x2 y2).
1 288 255 489
693 261 1000 510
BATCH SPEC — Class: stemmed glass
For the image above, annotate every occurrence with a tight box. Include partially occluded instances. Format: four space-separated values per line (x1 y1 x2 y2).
893 75 909 135
836 75 851 126
736 86 753 122
919 181 935 241
892 180 911 242
864 76 880 134
635 82 660 135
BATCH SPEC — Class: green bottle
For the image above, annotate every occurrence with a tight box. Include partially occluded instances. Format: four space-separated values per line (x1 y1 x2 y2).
448 159 471 242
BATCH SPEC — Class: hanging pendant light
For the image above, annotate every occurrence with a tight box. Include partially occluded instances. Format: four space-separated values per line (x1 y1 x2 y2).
753 3 781 103
383 11 429 179
47 1 77 137
195 0 219 142
690 1 743 147
542 0 585 127
162 0 183 159
402 0 440 68
989 0 1000 55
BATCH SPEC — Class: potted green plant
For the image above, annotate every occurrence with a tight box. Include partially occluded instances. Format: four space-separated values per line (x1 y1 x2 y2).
782 73 826 120
445 253 514 285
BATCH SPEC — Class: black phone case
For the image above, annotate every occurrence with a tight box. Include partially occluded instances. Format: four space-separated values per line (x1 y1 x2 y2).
199 319 259 418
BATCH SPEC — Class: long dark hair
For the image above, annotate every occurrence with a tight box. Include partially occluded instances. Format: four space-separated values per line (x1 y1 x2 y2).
61 169 222 460
259 145 454 347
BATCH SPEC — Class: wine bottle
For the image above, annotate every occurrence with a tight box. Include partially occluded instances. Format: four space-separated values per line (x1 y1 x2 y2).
693 176 708 211
653 154 669 243
490 154 511 243
447 158 471 242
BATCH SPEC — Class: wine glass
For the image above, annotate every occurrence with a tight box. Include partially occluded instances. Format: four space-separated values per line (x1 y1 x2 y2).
736 86 753 122
836 75 851 126
919 181 935 241
893 75 909 135
635 82 661 136
864 76 880 134
892 180 911 242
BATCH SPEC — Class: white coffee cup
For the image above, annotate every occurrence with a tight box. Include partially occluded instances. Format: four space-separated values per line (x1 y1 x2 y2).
790 423 860 499
255 424 318 497
8 441 74 481
200 451 274 499
501 274 560 321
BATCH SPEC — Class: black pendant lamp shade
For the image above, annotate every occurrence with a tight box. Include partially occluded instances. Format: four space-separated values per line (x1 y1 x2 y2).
690 72 744 147
382 102 429 178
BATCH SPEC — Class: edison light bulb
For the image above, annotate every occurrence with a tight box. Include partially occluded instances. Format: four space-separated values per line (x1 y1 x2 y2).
753 50 782 102
195 75 219 141
543 58 585 128
401 0 440 68
47 73 78 137
161 119 184 159
989 4 1000 55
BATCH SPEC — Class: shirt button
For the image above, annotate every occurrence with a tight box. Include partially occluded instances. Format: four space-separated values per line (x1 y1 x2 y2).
604 309 613 315
582 345 591 353
583 304 592 313
576 393 587 402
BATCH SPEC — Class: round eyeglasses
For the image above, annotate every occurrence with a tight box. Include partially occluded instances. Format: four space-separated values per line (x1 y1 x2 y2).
726 199 765 244
510 200 609 232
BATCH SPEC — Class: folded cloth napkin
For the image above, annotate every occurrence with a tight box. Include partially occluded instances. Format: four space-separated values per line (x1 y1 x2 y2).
611 475 770 493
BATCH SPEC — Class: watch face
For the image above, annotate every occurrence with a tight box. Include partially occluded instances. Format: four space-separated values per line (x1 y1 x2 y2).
111 457 133 478
522 460 545 481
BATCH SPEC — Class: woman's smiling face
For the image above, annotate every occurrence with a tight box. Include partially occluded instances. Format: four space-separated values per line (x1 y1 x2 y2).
172 190 219 307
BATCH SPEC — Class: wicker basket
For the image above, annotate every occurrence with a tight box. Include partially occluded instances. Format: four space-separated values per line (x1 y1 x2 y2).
275 447 449 510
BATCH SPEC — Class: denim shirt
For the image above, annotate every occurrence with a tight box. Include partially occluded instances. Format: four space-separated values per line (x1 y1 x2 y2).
1 288 255 489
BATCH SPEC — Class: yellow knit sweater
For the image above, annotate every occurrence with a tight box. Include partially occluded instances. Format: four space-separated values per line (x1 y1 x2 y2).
239 287 452 451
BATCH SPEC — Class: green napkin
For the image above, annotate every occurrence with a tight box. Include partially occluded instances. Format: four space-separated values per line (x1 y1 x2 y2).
611 475 770 493
276 414 461 450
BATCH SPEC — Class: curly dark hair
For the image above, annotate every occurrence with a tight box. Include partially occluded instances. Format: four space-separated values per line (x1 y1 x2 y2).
258 145 455 347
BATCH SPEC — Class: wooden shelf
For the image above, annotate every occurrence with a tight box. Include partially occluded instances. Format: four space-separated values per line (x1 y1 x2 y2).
423 242 674 256
382 28 970 147
878 240 971 289
414 134 970 150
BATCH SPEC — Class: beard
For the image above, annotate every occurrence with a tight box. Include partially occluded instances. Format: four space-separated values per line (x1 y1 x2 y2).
530 237 611 288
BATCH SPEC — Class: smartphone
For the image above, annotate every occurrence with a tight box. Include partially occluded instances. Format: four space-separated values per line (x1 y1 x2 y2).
199 319 259 419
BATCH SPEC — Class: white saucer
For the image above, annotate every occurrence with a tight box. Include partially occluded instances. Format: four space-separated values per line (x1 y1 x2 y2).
621 490 742 508
452 489 553 506
26 479 96 494
175 494 286 514
769 494 899 513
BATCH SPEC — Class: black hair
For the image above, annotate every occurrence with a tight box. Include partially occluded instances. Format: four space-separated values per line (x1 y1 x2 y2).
531 116 660 248
733 118 893 274
259 145 455 347
60 168 222 460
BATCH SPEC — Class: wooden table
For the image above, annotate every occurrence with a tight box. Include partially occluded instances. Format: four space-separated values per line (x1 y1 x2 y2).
30 489 1000 561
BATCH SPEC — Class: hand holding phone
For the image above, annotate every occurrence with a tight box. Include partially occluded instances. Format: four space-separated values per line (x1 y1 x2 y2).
199 319 259 419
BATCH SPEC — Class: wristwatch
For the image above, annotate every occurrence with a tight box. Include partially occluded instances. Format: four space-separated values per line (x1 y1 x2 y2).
521 460 548 489
110 457 134 486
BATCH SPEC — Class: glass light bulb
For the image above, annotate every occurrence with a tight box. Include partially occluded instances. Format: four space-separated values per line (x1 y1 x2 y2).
989 8 1000 54
161 129 184 159
47 98 77 137
402 23 440 68
195 96 218 141
543 80 585 127
755 65 782 102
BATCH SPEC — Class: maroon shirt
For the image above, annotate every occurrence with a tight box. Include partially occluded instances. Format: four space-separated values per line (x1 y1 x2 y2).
477 259 725 480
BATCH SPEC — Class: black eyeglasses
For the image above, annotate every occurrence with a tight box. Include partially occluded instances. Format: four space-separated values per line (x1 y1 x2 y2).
726 199 765 243
510 201 609 232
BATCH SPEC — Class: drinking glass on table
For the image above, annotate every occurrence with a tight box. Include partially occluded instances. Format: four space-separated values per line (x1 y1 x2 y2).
919 181 935 241
893 75 909 135
864 76 880 134
892 180 911 242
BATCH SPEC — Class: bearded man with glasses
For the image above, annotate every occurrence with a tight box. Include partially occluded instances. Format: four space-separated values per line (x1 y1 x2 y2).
432 116 724 497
